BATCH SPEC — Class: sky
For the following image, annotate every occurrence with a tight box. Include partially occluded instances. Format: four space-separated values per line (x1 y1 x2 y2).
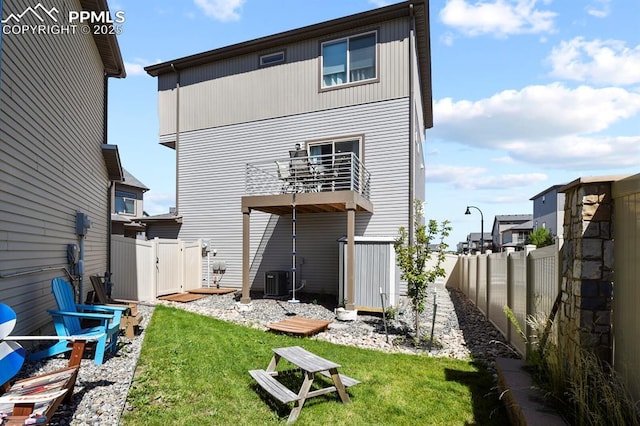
102 0 640 248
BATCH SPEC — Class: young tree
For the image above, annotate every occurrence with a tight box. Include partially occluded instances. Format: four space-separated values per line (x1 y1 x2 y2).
394 200 451 338
528 227 554 248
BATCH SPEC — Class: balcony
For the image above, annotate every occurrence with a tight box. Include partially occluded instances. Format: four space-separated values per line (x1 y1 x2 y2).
242 152 373 215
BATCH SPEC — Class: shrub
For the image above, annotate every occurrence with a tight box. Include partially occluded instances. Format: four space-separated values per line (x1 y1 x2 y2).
504 307 640 425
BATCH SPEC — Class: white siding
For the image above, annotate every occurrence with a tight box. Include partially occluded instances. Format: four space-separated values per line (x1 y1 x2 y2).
177 98 410 294
0 0 110 334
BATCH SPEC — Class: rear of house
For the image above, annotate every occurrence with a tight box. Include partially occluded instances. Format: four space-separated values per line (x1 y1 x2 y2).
145 1 432 306
0 0 125 334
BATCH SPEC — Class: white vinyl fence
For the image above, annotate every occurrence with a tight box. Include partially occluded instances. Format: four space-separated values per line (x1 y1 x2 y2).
110 236 203 302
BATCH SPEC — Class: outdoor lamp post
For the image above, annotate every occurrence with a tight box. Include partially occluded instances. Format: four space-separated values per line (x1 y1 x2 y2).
465 206 484 254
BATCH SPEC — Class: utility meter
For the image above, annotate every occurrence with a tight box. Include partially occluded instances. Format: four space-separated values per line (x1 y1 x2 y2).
75 212 91 236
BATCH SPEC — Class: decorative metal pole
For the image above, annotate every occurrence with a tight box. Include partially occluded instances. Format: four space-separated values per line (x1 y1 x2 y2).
465 205 485 254
289 194 299 303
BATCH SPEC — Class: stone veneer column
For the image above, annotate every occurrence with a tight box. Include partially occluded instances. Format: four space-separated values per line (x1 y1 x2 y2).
560 179 614 364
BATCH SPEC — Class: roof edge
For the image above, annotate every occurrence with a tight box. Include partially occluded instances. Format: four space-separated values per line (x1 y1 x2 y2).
145 1 422 76
80 0 126 78
558 174 632 193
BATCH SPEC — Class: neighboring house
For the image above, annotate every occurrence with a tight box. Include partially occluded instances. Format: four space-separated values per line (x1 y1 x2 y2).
461 232 492 254
111 168 149 238
501 220 533 250
0 0 125 334
139 209 183 240
530 184 566 241
491 215 533 252
145 0 432 309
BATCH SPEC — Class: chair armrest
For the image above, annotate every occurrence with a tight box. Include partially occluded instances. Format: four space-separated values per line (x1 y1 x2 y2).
0 388 68 404
76 304 128 313
6 334 105 343
48 310 113 321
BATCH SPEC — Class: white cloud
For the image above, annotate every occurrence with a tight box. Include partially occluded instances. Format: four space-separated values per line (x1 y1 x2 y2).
194 0 244 22
431 84 640 170
440 31 456 46
426 164 547 190
547 37 640 86
439 0 556 37
124 61 146 76
586 0 611 18
368 0 393 7
505 135 640 169
144 191 175 216
491 156 516 164
124 58 157 76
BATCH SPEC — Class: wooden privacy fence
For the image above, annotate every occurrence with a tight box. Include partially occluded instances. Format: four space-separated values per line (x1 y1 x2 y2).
457 241 561 357
109 236 203 302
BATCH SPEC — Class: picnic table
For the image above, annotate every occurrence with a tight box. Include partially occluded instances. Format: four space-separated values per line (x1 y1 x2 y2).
249 346 360 423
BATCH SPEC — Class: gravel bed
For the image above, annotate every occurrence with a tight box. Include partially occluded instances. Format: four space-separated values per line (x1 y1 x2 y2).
12 283 519 425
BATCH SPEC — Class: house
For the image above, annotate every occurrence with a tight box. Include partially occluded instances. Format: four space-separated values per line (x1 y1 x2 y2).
460 232 492 254
530 184 566 242
138 209 183 240
111 168 149 238
0 0 125 334
491 215 533 252
145 0 432 310
501 220 533 250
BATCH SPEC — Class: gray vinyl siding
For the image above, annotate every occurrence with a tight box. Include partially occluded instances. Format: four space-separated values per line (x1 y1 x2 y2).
157 18 410 137
412 27 426 204
177 98 409 294
146 223 181 240
0 0 110 334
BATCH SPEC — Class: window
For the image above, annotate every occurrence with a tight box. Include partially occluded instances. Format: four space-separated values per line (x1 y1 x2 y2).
308 138 361 166
115 190 137 215
321 32 376 88
307 137 363 192
259 51 285 67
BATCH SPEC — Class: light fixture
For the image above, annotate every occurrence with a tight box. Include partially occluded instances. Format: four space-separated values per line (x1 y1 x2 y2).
465 205 484 254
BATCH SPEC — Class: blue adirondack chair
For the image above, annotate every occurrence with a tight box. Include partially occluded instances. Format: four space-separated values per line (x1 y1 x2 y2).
28 278 128 365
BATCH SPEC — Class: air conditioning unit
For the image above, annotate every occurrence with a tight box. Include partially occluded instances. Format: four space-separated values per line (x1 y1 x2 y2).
264 271 289 297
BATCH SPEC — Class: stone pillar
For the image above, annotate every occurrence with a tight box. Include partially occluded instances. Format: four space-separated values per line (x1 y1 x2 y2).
560 179 614 363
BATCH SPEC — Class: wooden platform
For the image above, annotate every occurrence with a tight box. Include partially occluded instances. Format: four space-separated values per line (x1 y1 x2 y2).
158 293 208 303
266 317 332 337
188 287 237 295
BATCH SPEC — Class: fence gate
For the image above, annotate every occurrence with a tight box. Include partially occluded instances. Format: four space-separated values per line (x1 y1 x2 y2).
155 239 182 296
111 236 203 301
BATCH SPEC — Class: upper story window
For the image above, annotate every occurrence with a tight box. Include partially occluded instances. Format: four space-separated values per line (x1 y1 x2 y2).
259 51 285 67
321 31 376 88
115 190 137 215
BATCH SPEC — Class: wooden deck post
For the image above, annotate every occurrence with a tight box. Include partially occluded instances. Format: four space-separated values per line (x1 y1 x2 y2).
346 204 356 311
241 209 251 304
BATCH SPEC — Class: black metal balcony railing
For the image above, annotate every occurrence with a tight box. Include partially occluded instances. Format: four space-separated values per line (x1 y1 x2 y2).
246 152 371 198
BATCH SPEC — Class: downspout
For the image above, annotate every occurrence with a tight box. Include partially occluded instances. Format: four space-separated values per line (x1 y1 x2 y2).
107 181 113 277
104 74 112 281
408 4 416 245
171 63 180 213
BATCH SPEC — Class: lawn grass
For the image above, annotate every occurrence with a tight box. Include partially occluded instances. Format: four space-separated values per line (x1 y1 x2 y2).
121 305 508 425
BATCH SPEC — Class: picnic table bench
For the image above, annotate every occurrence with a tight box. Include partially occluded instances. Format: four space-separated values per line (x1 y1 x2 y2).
249 346 360 424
